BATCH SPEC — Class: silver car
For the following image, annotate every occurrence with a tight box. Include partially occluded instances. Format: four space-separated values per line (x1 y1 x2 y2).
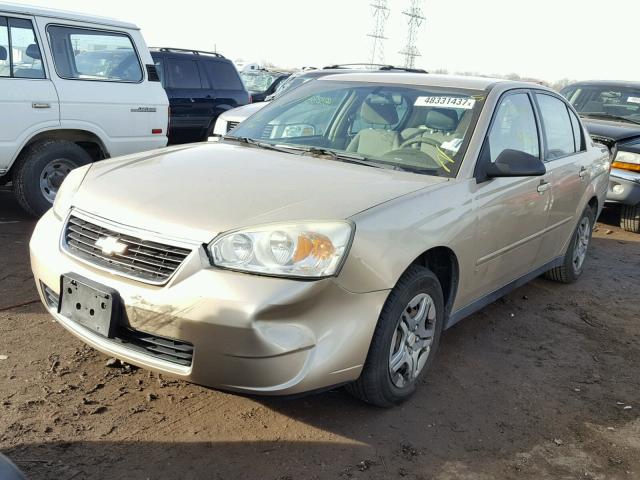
30 74 610 406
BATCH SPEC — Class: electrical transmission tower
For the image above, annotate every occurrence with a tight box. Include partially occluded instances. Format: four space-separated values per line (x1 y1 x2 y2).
367 0 390 65
400 0 425 68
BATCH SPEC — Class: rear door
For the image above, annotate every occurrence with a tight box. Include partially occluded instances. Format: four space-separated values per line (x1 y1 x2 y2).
202 59 248 118
0 14 58 171
41 20 168 157
469 90 551 301
163 56 210 140
534 92 590 262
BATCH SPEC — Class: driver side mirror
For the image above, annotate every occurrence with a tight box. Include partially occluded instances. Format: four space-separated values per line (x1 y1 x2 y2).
484 149 546 178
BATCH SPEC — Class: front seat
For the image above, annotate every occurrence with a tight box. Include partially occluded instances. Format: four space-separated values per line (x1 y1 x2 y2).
347 98 400 156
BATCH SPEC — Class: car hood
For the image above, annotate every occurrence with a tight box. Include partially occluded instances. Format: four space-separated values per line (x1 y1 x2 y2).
582 118 640 143
220 102 269 122
72 143 444 242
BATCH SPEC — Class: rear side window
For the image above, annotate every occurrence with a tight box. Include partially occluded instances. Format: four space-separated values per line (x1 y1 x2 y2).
487 93 540 162
0 17 44 79
0 17 8 77
536 94 577 160
166 59 201 89
48 26 142 82
203 60 243 90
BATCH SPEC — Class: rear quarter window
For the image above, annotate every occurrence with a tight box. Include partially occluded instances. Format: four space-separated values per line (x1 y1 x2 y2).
204 60 244 90
47 26 142 82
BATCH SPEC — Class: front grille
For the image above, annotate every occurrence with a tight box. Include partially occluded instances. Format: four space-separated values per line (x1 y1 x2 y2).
113 328 194 366
64 215 192 284
226 120 240 132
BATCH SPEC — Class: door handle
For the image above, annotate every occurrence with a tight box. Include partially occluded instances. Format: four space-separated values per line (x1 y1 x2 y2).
537 179 551 194
32 102 51 109
579 166 588 178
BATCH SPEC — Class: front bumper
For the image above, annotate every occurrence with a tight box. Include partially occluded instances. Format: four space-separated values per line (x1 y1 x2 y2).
30 210 388 395
606 168 640 206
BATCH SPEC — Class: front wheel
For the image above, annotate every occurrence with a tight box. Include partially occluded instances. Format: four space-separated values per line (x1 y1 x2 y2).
620 203 640 233
346 265 444 407
545 206 595 283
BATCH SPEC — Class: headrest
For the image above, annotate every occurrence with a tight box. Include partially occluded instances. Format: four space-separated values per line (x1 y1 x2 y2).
26 44 41 60
424 108 458 132
0 46 6 61
360 98 399 125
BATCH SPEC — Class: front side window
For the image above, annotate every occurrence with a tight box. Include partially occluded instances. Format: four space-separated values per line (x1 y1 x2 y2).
536 94 575 160
487 93 539 162
562 84 640 125
166 59 201 89
48 26 142 82
230 80 483 177
0 17 44 79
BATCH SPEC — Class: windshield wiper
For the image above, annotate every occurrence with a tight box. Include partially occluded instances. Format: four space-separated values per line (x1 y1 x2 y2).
223 136 298 154
297 147 401 170
580 113 640 126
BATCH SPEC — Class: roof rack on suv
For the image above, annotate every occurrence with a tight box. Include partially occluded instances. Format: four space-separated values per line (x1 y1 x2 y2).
152 47 225 58
322 63 428 74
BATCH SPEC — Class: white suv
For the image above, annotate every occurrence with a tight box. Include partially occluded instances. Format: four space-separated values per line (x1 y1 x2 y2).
0 3 169 216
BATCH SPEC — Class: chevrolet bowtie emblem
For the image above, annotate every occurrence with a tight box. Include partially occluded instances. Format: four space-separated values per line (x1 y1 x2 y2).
95 236 128 256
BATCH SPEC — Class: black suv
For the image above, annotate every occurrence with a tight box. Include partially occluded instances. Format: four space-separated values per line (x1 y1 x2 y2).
151 48 250 144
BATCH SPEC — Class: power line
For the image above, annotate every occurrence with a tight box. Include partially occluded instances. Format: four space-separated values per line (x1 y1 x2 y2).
399 0 425 69
367 0 390 65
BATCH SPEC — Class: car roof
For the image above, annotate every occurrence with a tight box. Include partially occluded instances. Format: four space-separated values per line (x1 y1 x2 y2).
317 73 514 91
0 2 138 29
566 80 640 89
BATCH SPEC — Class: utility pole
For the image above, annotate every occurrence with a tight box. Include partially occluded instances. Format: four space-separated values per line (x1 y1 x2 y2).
367 0 390 65
400 0 425 69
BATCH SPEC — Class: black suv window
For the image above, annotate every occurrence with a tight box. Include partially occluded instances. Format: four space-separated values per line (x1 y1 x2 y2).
536 93 576 160
203 60 243 90
167 58 202 89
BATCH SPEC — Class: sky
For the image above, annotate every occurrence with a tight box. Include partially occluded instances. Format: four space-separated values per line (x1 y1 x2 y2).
10 0 640 82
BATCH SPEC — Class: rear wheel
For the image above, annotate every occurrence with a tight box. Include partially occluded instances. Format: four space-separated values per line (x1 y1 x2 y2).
346 265 444 407
13 140 91 217
620 203 640 233
545 206 595 283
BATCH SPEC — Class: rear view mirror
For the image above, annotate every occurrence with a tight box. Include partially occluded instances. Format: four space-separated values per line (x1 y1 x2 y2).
0 46 7 61
485 149 546 178
26 44 41 60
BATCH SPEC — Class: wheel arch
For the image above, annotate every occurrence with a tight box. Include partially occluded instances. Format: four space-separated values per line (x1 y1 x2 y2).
6 129 109 181
406 246 460 318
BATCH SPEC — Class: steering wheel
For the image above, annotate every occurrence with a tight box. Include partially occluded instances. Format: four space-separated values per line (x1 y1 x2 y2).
400 136 444 150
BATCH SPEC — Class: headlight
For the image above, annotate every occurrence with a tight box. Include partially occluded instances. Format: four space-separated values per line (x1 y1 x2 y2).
613 151 640 172
52 164 91 220
209 221 353 278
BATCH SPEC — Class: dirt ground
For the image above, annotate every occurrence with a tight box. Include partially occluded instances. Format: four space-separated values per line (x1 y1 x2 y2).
1 186 639 480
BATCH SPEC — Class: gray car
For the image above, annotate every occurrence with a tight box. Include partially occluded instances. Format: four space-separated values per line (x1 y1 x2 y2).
30 74 609 407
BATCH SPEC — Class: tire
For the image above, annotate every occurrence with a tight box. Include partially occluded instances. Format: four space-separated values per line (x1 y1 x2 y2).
545 206 595 284
620 203 640 233
13 140 92 217
346 265 444 407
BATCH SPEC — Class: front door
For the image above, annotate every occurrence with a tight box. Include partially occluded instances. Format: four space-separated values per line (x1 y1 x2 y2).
0 14 58 172
470 91 551 302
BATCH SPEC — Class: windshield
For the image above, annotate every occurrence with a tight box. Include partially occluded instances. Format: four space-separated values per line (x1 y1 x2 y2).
230 80 483 177
240 71 280 93
562 84 640 124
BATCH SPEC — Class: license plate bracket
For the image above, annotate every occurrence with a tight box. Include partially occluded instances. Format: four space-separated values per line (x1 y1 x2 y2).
59 273 121 338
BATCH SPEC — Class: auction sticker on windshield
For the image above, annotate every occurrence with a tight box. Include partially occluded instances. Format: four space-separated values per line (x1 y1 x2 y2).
415 96 476 109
